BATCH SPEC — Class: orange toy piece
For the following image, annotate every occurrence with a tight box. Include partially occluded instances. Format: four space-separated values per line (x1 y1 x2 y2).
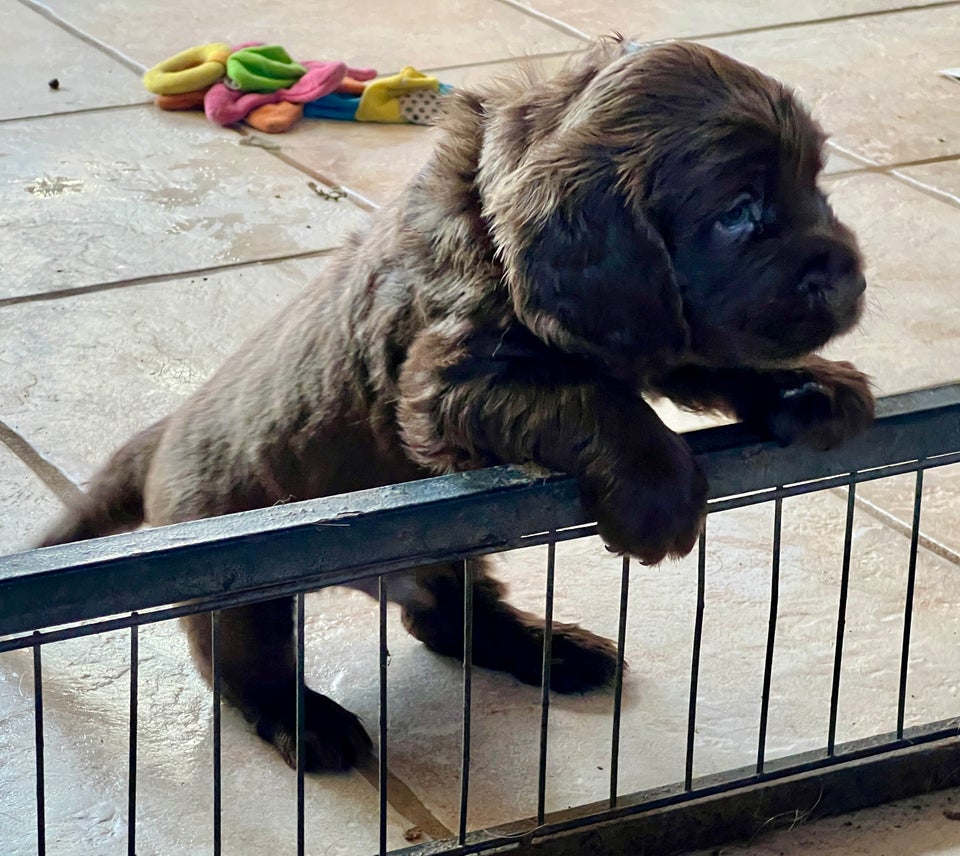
337 76 368 96
155 90 208 111
246 102 305 133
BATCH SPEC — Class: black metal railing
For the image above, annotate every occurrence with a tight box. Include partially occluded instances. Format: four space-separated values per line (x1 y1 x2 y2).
2 382 959 855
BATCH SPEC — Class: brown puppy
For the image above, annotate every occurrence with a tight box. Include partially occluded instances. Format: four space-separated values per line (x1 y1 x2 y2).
41 38 874 771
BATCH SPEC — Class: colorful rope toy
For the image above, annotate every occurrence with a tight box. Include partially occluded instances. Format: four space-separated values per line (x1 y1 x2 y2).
143 43 232 95
143 41 452 133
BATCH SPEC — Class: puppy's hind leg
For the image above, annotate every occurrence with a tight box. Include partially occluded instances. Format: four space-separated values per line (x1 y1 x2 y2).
182 599 372 771
398 560 618 694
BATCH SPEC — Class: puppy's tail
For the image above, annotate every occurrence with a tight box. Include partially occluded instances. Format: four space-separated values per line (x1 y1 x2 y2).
39 419 167 547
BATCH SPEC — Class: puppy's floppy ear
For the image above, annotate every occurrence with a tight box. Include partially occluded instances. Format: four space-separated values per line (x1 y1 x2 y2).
488 173 688 361
476 42 690 361
519 180 687 360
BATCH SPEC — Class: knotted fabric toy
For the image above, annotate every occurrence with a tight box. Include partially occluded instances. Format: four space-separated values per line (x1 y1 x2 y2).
144 42 451 132
205 61 377 129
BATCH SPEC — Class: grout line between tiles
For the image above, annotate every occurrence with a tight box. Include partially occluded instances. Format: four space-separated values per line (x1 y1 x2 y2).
823 169 875 179
493 0 591 41
0 101 153 126
0 421 84 509
825 140 960 175
825 163 960 185
234 130 382 212
492 0 960 44
427 48 584 75
826 166 960 209
831 488 960 568
17 0 147 74
687 0 960 42
355 754 453 842
0 249 339 310
825 140 881 169
887 169 960 209
822 143 960 209
875 153 960 170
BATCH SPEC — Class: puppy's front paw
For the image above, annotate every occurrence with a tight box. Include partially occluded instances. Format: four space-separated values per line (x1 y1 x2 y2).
586 434 707 565
768 361 874 451
257 687 372 772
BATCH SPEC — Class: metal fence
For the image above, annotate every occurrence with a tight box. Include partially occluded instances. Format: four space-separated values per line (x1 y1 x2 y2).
2 382 960 855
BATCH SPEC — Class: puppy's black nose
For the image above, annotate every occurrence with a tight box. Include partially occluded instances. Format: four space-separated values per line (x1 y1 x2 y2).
798 246 864 306
845 272 867 299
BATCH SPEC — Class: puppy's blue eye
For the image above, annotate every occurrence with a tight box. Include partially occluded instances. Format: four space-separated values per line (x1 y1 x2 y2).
716 194 762 235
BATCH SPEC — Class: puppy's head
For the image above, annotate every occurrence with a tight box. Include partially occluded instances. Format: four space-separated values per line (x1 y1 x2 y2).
474 39 865 369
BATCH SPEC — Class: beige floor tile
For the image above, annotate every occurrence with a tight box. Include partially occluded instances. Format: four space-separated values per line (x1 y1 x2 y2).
0 259 318 490
894 157 960 205
853 465 960 563
823 148 870 175
0 108 366 299
1 2 146 121
0 619 414 855
38 0 581 74
809 170 960 574
705 6 960 165
820 172 960 395
276 120 440 207
508 0 949 40
0 446 62 554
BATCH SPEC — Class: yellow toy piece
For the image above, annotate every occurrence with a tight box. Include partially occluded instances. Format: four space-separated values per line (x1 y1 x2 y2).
143 43 232 95
355 66 439 123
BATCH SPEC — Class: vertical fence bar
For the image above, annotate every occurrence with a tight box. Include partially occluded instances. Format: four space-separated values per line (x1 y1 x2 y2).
685 531 707 791
378 578 389 856
537 541 556 826
32 633 45 856
609 556 630 808
897 468 925 739
828 484 857 756
459 560 474 845
211 611 222 856
128 620 139 856
296 593 306 856
757 499 783 774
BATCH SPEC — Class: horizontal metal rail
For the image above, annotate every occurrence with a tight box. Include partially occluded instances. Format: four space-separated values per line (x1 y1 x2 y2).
2 382 959 640
397 719 960 856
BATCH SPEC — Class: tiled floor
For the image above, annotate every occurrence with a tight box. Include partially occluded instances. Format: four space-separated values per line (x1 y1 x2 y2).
1 0 960 854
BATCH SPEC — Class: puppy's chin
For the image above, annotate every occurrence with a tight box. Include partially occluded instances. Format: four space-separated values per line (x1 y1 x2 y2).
683 289 866 369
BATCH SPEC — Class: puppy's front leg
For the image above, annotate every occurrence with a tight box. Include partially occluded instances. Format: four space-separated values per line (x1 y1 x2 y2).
653 356 874 451
398 325 707 564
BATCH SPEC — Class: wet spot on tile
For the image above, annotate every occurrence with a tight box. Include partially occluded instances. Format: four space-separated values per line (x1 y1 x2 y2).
25 175 84 197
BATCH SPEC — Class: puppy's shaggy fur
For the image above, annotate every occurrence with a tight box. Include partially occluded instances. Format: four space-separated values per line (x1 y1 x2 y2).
41 38 873 771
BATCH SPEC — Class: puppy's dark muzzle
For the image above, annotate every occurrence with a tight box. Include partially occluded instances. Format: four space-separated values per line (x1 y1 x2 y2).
796 242 865 317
